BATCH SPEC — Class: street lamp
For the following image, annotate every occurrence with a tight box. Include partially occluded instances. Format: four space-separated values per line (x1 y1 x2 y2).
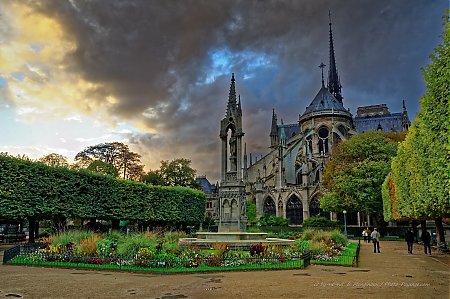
343 210 348 237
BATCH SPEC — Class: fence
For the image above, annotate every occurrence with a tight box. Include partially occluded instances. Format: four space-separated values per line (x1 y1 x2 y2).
3 242 45 264
7 250 310 272
311 242 360 267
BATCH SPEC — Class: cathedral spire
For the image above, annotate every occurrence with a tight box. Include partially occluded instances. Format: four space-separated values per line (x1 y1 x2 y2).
237 94 242 116
270 108 279 148
226 73 237 116
327 11 343 103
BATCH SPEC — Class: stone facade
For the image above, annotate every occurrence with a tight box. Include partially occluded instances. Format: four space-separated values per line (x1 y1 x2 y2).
354 102 410 133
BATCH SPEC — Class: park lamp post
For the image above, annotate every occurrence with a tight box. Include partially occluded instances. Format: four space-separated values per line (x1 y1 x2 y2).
343 210 348 237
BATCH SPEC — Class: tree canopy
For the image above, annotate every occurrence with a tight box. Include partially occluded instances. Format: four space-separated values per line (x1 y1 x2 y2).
321 131 403 218
382 16 449 223
75 142 144 181
143 158 200 189
39 153 69 168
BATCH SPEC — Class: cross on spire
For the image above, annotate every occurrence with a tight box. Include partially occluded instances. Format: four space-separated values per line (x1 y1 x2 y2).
319 62 326 87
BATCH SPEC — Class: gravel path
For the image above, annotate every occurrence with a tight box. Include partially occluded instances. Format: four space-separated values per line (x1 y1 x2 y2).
0 241 448 299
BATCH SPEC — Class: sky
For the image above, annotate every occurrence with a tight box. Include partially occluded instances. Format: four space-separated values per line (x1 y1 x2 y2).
0 0 447 182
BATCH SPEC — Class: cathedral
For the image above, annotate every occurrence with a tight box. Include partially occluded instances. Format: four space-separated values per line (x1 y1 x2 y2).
201 16 410 229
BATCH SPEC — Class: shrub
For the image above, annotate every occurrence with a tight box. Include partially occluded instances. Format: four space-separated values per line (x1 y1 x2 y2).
51 230 97 247
301 228 315 241
80 236 100 255
312 230 332 244
116 233 154 257
289 239 312 254
330 229 347 247
211 243 229 256
258 215 289 227
302 216 339 228
164 231 186 244
310 241 327 256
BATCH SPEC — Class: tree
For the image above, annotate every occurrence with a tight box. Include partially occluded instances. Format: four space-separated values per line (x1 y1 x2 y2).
321 131 403 224
86 160 118 177
39 153 69 168
383 16 449 247
146 158 200 189
75 142 144 181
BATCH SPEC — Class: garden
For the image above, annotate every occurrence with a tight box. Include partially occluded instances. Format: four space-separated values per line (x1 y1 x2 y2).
7 228 359 273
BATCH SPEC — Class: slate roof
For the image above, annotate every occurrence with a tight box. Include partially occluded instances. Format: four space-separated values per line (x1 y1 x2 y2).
303 86 348 115
196 177 217 194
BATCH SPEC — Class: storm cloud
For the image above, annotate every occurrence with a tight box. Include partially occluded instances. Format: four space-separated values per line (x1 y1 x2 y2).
3 0 447 181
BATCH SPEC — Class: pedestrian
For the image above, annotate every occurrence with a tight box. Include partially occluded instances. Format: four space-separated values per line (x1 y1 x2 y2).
362 229 368 242
366 227 372 243
371 227 381 253
405 228 415 254
421 230 432 255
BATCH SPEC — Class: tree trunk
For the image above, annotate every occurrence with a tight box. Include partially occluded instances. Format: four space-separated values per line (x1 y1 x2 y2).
435 217 446 247
34 221 39 240
111 219 120 230
411 220 418 242
88 217 96 230
28 216 36 243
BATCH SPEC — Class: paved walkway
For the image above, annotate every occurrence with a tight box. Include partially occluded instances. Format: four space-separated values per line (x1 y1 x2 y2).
0 241 448 298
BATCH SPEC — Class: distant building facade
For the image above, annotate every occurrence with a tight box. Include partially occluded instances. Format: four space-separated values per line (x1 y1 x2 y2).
354 103 410 133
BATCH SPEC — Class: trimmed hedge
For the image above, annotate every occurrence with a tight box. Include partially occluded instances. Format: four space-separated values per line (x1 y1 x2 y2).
0 155 205 224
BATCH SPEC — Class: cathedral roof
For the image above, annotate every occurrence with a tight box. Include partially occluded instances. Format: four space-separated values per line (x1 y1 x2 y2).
303 86 348 115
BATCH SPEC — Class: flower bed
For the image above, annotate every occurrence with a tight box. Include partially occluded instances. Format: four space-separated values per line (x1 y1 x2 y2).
7 228 357 272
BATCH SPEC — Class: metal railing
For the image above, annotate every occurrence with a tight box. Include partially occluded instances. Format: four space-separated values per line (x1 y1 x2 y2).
3 242 45 264
8 250 310 272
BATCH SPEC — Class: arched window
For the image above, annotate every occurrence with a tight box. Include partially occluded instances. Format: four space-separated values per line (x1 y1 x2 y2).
338 125 347 138
223 200 230 219
309 197 329 219
333 132 341 146
318 127 329 155
231 200 238 219
263 197 276 217
286 195 303 225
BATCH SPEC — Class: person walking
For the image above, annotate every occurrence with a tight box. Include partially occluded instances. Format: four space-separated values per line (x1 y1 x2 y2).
366 227 372 243
421 230 432 255
371 228 381 253
362 229 368 243
405 228 415 254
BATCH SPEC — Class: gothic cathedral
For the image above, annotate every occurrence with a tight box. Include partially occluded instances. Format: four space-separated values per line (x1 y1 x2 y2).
210 16 411 229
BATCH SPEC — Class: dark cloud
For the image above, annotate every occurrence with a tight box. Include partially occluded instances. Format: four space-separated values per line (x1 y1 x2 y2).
29 0 447 180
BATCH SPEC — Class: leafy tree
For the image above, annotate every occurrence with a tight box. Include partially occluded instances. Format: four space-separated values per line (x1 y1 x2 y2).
246 197 258 226
143 169 163 185
86 160 118 177
39 153 69 168
147 158 200 189
321 131 403 224
384 16 449 246
75 142 144 181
